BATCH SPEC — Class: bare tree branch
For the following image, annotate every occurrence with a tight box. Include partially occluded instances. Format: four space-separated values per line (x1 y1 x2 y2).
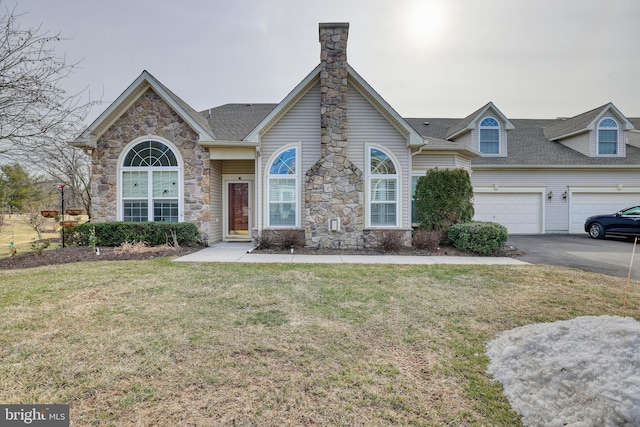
0 5 99 160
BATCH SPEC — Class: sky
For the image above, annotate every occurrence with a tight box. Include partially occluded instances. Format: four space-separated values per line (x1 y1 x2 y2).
10 0 640 125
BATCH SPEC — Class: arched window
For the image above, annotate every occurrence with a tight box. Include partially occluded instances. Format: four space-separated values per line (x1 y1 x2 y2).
597 118 618 155
267 147 298 227
121 140 181 222
369 147 399 227
479 117 500 154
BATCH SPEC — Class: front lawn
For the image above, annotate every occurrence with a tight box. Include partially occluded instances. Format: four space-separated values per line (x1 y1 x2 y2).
1 260 637 425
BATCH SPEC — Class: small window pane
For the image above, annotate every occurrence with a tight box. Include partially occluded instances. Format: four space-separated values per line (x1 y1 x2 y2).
370 149 396 174
371 203 397 226
124 141 177 167
480 129 499 154
123 200 148 222
269 178 296 227
269 148 296 174
371 179 396 201
152 171 179 197
123 172 148 197
480 117 499 127
154 200 178 222
599 129 617 154
600 118 617 128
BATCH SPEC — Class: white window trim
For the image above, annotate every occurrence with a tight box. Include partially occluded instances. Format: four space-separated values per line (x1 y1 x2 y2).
117 136 184 222
478 116 501 156
265 144 301 228
366 145 401 228
596 118 619 156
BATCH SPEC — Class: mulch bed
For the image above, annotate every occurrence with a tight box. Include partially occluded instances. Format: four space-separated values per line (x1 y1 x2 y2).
0 245 201 270
0 243 525 270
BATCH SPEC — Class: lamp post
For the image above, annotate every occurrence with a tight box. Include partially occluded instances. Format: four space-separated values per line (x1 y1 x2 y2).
60 184 65 248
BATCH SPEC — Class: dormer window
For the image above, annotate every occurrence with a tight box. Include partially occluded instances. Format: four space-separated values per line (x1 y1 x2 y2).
597 118 618 155
479 117 500 154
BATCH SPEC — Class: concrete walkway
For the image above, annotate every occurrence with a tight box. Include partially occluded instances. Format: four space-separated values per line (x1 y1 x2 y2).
173 241 530 265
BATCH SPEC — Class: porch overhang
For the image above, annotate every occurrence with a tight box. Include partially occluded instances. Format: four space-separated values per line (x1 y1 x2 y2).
200 140 258 160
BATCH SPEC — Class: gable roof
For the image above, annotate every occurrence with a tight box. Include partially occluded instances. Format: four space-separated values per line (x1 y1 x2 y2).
445 102 515 140
543 102 635 141
244 64 425 147
71 70 216 148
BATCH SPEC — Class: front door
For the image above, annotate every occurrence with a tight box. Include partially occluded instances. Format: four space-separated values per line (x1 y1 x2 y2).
227 182 251 239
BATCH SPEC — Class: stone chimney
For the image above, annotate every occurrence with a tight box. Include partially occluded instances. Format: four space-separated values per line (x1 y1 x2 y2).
304 23 364 249
318 22 349 159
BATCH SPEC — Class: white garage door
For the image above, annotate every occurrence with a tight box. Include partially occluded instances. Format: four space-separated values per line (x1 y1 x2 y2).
473 193 542 234
570 193 640 233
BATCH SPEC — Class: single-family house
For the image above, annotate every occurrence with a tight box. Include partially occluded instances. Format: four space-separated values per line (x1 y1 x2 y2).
70 22 640 246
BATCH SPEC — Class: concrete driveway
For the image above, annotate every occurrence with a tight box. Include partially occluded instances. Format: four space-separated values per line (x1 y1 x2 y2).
507 234 640 280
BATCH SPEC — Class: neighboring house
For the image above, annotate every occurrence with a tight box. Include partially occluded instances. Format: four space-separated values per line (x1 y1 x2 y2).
70 22 640 246
409 102 640 234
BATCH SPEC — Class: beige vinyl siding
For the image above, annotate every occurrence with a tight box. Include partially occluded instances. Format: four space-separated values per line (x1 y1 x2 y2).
626 130 640 149
412 154 471 175
412 154 456 171
222 160 254 175
455 155 471 170
347 84 410 228
209 159 223 243
559 133 591 157
456 132 473 150
259 83 321 229
260 82 321 175
472 169 640 233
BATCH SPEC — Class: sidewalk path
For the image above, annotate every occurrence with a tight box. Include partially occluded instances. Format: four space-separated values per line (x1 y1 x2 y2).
173 242 530 265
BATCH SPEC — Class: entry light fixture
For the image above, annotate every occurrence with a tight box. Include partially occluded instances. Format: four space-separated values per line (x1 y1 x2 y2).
547 191 553 201
563 191 568 201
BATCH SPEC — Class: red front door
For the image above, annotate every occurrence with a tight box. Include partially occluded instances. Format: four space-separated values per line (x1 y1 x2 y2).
228 182 249 236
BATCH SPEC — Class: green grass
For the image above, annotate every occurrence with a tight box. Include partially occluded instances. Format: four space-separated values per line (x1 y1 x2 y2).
0 214 64 256
1 259 638 426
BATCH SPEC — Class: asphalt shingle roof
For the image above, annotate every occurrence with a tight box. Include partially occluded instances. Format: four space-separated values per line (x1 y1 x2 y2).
200 104 277 141
408 117 640 166
542 103 610 141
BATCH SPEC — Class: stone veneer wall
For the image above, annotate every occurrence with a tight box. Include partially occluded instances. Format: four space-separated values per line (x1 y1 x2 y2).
304 23 365 249
91 88 211 242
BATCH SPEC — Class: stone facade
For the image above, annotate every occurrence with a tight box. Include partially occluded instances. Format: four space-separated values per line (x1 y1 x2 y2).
90 88 211 242
304 23 365 249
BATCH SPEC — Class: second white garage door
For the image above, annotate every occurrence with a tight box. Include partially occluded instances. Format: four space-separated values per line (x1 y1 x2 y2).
569 192 640 233
473 192 542 234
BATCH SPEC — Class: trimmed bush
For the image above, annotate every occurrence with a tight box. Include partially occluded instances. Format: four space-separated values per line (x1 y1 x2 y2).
65 222 200 247
448 222 508 255
414 168 474 232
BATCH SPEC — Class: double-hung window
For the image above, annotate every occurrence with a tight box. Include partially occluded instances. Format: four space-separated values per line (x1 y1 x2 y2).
369 147 399 227
267 147 298 227
479 117 500 154
597 118 618 155
121 140 180 222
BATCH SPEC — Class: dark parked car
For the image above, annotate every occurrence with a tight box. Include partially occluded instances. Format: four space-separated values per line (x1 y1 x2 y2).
585 206 640 239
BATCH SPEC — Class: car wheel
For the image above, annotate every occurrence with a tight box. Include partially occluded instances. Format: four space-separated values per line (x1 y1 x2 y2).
588 222 605 239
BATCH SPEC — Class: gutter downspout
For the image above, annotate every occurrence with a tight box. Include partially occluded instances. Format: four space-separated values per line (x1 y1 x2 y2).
411 140 429 157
